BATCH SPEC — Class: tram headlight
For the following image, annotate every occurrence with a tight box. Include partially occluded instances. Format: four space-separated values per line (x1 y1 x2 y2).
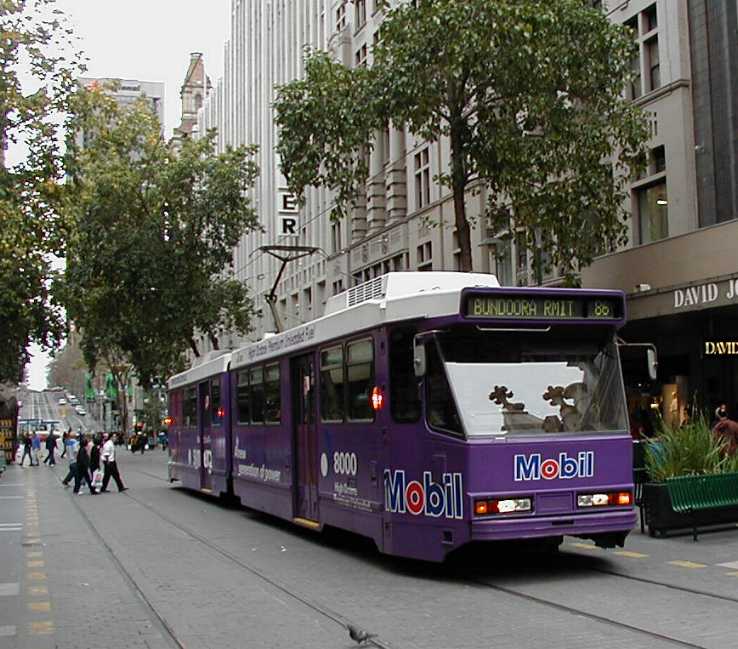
474 497 532 516
577 491 632 508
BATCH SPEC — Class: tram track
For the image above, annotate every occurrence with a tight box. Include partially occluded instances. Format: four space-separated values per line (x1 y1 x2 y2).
120 489 399 649
124 468 738 649
125 482 724 649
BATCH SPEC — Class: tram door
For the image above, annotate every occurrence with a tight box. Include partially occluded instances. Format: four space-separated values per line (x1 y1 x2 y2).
198 381 213 492
292 354 319 522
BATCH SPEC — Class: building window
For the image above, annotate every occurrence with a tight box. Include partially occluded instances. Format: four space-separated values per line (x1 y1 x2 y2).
637 181 668 244
331 222 342 254
355 0 366 28
332 279 344 295
652 145 666 173
372 27 382 48
644 4 658 32
335 4 346 31
355 43 368 68
414 148 430 209
646 37 660 91
490 239 512 286
625 17 641 100
417 241 432 271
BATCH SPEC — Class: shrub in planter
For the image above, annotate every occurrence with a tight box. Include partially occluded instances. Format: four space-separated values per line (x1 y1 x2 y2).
642 415 738 536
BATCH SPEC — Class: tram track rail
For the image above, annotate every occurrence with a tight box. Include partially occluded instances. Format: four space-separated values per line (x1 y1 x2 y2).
114 466 738 648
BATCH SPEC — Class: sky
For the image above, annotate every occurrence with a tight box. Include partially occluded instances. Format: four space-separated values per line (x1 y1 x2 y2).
25 0 232 390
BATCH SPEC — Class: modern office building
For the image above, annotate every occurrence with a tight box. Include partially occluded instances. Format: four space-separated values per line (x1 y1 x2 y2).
198 0 737 420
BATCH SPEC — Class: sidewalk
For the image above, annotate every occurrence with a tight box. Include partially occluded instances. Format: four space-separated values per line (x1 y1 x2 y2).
0 460 172 649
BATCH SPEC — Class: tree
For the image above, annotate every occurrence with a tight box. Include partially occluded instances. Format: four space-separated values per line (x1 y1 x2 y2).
275 0 648 281
60 86 260 433
0 0 83 383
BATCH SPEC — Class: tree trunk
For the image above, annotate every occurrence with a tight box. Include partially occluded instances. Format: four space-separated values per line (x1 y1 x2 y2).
189 338 200 358
449 123 473 272
208 331 219 351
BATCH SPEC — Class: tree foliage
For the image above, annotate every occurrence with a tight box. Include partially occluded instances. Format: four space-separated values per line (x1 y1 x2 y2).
0 0 83 382
274 50 380 219
60 86 261 402
275 0 648 281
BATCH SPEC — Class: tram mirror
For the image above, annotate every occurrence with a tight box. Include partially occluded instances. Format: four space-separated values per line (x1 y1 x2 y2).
647 348 658 382
413 341 427 378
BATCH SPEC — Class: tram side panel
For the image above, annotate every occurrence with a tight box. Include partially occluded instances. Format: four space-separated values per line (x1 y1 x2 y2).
230 358 294 520
315 332 385 549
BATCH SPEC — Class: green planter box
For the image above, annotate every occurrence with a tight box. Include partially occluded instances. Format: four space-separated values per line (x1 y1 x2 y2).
642 481 738 537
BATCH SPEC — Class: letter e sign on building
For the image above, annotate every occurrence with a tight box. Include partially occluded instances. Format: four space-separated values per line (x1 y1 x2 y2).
278 189 299 238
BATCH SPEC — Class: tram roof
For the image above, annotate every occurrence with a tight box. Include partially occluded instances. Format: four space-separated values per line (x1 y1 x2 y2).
229 272 500 370
168 351 231 390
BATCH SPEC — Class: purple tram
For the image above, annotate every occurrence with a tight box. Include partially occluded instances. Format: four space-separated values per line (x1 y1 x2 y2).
167 272 636 562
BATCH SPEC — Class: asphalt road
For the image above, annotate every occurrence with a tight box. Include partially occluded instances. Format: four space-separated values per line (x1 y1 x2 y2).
18 388 103 435
2 452 738 649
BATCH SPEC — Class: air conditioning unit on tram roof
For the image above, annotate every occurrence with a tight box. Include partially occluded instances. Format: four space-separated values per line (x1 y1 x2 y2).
324 272 500 316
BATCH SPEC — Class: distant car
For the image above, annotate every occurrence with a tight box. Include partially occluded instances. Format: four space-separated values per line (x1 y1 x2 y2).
69 396 79 405
58 398 67 406
75 406 86 416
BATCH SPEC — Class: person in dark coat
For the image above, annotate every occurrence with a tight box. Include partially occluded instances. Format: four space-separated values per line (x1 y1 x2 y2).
89 435 102 474
20 434 33 466
73 436 97 495
713 418 738 456
43 431 57 465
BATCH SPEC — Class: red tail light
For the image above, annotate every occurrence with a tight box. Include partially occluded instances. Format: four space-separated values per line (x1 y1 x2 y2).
216 407 225 418
370 386 384 411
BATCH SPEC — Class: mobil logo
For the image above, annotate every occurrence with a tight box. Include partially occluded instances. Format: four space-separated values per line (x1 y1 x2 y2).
384 470 464 519
514 451 594 481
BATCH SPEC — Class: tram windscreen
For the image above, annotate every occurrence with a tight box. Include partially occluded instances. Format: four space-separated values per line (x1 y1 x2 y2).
434 329 627 437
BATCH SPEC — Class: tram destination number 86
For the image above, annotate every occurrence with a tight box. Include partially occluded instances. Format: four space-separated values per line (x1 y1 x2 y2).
465 294 621 321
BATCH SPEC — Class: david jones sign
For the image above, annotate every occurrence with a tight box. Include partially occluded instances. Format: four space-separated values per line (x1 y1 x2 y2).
674 278 738 309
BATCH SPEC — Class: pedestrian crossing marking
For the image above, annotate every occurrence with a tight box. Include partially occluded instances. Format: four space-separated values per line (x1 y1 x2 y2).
27 602 50 612
27 572 46 581
29 621 54 635
0 625 16 637
613 550 648 559
28 586 48 596
668 560 706 569
0 583 20 597
26 551 42 558
569 543 600 551
26 560 44 568
717 560 738 570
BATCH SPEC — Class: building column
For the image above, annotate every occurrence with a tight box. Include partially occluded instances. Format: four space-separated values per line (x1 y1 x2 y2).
385 125 407 223
367 134 386 234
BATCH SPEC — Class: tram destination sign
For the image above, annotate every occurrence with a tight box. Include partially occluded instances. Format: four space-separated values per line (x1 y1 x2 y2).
464 294 622 321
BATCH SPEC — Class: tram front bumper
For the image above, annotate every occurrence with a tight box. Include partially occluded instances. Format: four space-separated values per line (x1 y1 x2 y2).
471 508 637 542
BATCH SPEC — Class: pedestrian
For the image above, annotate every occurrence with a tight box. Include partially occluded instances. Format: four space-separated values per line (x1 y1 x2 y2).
61 435 79 487
43 430 57 466
90 435 102 474
100 433 127 493
139 432 146 455
73 436 97 495
19 433 33 467
60 430 68 458
31 432 41 466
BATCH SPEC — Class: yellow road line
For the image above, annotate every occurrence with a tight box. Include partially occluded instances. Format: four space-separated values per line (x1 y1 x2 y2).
569 543 600 551
27 572 46 581
29 621 54 635
613 550 649 559
668 560 707 569
27 602 50 613
27 586 48 596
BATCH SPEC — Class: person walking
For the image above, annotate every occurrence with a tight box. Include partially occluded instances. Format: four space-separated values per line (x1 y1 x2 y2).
30 432 41 466
19 434 33 467
61 435 79 487
43 430 57 466
60 430 69 459
100 433 127 493
73 436 97 495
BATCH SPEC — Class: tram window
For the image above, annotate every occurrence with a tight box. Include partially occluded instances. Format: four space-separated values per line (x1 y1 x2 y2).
347 339 374 421
250 366 265 423
390 328 421 423
236 371 251 424
321 345 345 422
184 387 197 427
211 381 222 426
264 363 281 423
426 343 462 435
